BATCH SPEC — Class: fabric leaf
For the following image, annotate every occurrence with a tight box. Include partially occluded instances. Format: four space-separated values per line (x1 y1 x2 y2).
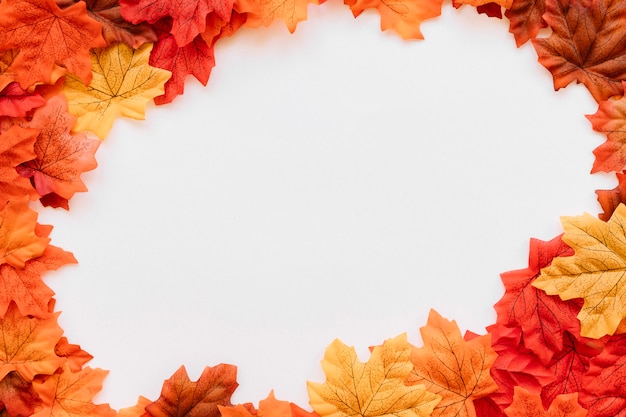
0 371 42 417
0 197 49 269
240 0 319 34
504 0 547 46
596 171 626 221
0 83 46 118
587 84 626 173
407 309 498 417
533 204 626 338
0 0 106 89
63 42 171 139
145 364 238 417
504 387 586 417
307 334 441 417
0 125 39 202
532 0 626 103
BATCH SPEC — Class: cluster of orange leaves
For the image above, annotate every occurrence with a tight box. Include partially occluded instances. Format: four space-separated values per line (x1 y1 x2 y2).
3 0 626 415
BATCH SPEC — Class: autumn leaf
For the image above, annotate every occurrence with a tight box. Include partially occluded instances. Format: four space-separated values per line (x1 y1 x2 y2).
342 0 443 40
0 371 42 417
220 391 315 417
504 387 586 417
0 302 65 382
0 125 39 202
54 337 93 372
533 204 626 338
493 235 580 364
118 396 152 417
307 334 440 417
32 363 115 417
0 0 106 89
532 0 626 103
145 364 238 417
587 84 626 173
56 0 158 48
0 83 46 117
150 19 215 104
453 0 511 11
504 0 547 46
63 42 171 139
239 0 319 34
596 171 626 221
15 95 100 203
0 197 49 269
407 310 498 417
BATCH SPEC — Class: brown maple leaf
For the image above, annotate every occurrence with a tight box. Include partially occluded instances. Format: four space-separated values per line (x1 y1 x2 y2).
0 125 39 202
505 0 547 46
16 94 100 203
145 364 238 417
0 0 106 89
0 197 50 269
532 0 626 103
407 310 498 417
0 302 65 382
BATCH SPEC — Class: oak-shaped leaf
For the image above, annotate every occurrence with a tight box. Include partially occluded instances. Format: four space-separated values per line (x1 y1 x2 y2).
504 387 586 417
343 0 443 40
56 0 158 48
504 0 547 46
63 42 171 139
596 171 626 221
239 0 319 34
32 363 115 417
0 302 65 382
307 334 440 417
0 371 42 417
145 364 238 417
16 95 100 203
0 125 39 202
532 0 626 103
0 0 106 89
0 197 50 269
533 204 626 338
587 83 626 173
0 83 46 118
494 235 580 364
407 310 497 417
150 20 215 104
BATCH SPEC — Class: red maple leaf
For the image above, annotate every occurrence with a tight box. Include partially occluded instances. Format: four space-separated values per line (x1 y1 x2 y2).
505 0 547 46
532 0 626 102
0 371 42 417
146 364 238 417
120 0 235 47
596 171 626 221
0 83 46 118
0 0 106 89
149 19 215 104
15 95 100 204
493 235 579 364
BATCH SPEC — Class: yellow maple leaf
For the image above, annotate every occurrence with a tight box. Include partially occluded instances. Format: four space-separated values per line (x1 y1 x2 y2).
307 334 441 417
344 0 444 40
533 204 626 338
62 42 171 140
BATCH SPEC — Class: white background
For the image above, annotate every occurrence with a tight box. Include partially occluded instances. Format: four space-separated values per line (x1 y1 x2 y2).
39 0 611 411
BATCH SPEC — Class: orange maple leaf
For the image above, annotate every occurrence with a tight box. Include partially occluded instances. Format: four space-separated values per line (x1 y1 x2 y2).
453 0 511 10
343 0 443 39
0 0 106 89
54 337 93 373
407 310 498 417
0 302 65 382
117 396 152 417
0 125 39 202
0 197 49 269
16 95 100 203
587 81 626 173
32 363 115 417
503 387 587 417
0 371 42 417
220 391 317 417
532 0 626 103
238 0 320 33
146 364 239 417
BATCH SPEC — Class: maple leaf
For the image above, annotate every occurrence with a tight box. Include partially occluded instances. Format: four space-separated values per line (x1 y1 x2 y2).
493 235 580 364
239 0 319 34
118 396 152 417
532 0 626 103
0 125 39 202
307 334 441 417
0 83 46 118
145 364 238 417
56 0 158 48
0 0 106 89
0 197 50 269
407 310 497 417
504 387 586 417
504 0 547 47
120 0 235 47
220 391 316 417
15 95 100 203
54 337 93 373
596 171 626 221
0 371 42 417
0 302 65 382
453 0 511 10
587 84 626 173
32 363 115 417
63 42 171 139
150 19 215 104
533 204 626 338
341 0 443 40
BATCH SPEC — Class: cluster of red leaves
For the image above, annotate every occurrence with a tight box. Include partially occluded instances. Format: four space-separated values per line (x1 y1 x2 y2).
3 0 626 416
